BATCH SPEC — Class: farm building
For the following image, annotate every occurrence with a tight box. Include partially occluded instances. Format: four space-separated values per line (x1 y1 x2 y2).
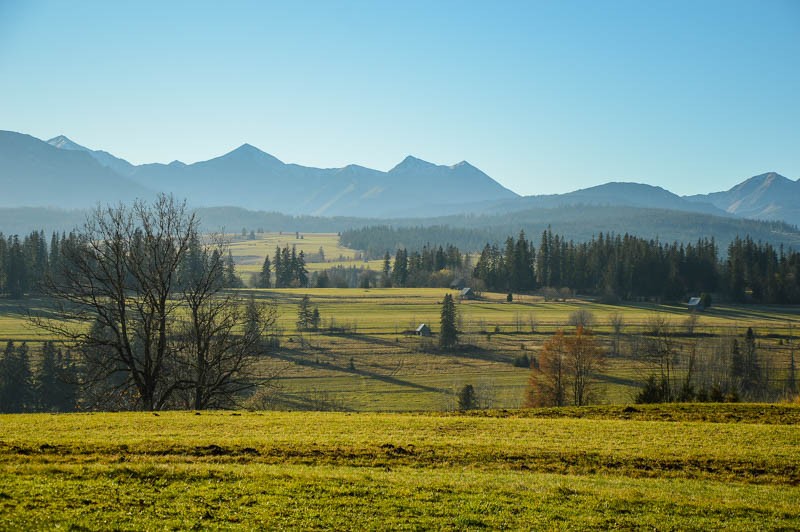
460 287 475 300
416 324 432 337
687 297 705 311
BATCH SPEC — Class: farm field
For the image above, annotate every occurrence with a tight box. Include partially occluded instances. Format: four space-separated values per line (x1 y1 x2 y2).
226 232 382 277
0 405 798 529
2 286 800 411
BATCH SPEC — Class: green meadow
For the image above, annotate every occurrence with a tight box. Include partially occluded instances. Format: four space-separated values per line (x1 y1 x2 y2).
2 233 800 528
3 286 800 411
1 232 799 412
227 231 382 277
1 405 798 529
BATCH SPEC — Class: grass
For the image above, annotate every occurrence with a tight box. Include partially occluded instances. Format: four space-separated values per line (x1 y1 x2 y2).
2 232 800 411
3 287 800 411
1 404 799 529
227 231 383 276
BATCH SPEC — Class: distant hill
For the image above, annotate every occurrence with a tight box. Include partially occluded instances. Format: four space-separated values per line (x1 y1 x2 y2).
2 130 798 228
686 172 800 226
338 205 800 257
460 182 728 217
0 131 153 209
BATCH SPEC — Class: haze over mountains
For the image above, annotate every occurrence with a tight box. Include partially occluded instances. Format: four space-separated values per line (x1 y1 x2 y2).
1 130 799 228
14 131 518 217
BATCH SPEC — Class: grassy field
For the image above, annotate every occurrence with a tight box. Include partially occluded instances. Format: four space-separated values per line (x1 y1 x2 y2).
2 232 800 411
227 231 383 277
0 404 798 529
3 287 800 411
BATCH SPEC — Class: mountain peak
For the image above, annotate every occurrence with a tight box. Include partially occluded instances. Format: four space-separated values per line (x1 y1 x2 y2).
389 155 437 173
756 171 789 183
220 143 283 165
733 172 793 192
47 135 87 152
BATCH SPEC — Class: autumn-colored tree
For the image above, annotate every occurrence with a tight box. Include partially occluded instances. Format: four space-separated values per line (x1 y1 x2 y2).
524 327 605 407
524 330 567 407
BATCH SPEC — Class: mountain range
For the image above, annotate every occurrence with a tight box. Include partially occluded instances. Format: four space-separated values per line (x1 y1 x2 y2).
1 130 799 226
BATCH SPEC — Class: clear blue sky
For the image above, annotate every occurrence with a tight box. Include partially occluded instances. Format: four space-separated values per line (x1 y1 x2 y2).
1 0 798 196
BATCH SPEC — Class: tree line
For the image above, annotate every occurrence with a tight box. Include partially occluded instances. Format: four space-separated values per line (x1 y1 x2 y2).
6 225 800 303
351 229 800 304
473 229 720 301
0 229 244 299
0 341 79 413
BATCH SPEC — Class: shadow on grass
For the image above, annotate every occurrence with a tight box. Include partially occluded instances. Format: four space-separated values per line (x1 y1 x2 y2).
273 347 450 395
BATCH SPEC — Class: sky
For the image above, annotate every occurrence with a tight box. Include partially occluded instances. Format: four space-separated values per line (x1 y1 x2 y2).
0 0 798 196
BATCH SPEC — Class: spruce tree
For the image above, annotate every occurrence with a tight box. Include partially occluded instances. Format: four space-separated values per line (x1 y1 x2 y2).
38 341 60 411
457 384 476 410
0 341 33 412
273 246 283 288
382 252 392 287
0 341 15 412
439 293 458 349
224 251 242 288
297 294 313 330
297 250 309 287
311 307 321 330
259 256 272 288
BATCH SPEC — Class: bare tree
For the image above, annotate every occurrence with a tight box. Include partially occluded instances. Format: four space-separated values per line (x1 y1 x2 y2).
564 326 605 406
643 314 677 402
567 308 595 329
34 196 277 410
609 312 624 355
173 237 279 409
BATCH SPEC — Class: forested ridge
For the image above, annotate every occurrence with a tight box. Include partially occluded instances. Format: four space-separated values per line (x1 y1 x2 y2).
339 207 800 257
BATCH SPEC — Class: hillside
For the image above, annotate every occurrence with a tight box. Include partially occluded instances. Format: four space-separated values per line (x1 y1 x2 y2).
467 181 727 217
0 131 153 209
37 132 518 216
338 205 800 256
687 172 800 225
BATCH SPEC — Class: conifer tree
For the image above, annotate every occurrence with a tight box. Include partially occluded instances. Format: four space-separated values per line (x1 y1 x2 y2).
297 294 313 330
0 341 33 412
311 306 321 330
297 250 308 287
259 256 272 288
439 293 458 349
37 341 61 411
224 251 242 288
273 246 283 288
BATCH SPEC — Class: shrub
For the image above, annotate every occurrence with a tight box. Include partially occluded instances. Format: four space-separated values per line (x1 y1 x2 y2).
457 384 477 410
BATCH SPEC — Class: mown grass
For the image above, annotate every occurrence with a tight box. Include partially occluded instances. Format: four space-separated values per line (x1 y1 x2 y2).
0 405 799 529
